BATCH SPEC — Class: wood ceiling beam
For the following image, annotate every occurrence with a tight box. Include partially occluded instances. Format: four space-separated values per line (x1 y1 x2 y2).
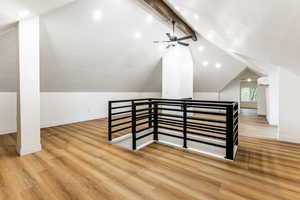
141 0 197 41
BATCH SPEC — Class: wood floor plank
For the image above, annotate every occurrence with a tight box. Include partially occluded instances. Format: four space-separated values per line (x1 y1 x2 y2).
0 115 300 200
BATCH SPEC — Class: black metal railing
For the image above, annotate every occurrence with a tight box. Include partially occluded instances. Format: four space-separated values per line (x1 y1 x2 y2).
108 98 239 160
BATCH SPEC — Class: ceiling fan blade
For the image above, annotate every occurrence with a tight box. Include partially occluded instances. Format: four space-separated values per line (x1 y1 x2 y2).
178 42 189 46
166 33 172 40
166 45 171 49
177 35 193 41
153 40 172 43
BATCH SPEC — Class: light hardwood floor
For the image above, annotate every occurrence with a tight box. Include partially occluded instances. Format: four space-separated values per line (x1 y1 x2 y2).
0 117 300 200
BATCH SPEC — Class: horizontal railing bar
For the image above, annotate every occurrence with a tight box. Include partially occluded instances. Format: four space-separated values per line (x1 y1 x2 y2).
136 112 149 117
234 135 238 145
136 132 153 140
157 107 226 116
136 120 153 127
111 125 132 134
160 103 227 110
151 98 235 104
136 113 154 121
136 108 153 113
158 120 226 135
187 137 226 148
158 107 183 112
187 123 226 132
159 113 226 124
186 130 226 140
111 120 131 127
111 115 131 122
159 113 183 119
158 117 226 129
158 125 225 140
187 126 226 135
234 124 238 133
111 105 132 109
234 118 238 125
158 101 232 107
158 131 183 139
187 116 226 124
136 127 151 134
111 110 132 116
135 101 232 107
187 105 226 110
234 111 238 118
158 125 182 133
158 131 226 148
234 133 238 142
186 110 226 116
109 98 151 103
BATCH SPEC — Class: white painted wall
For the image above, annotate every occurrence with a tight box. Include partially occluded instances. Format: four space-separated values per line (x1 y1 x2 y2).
162 46 193 99
194 92 219 101
265 69 279 126
0 92 161 135
40 92 161 128
220 78 240 104
278 68 300 143
257 85 267 115
0 93 17 134
0 91 225 135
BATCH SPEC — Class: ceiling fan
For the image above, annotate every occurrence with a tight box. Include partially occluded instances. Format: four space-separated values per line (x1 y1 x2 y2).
154 20 193 48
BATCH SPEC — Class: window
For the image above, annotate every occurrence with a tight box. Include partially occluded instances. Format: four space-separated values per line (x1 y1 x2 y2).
241 87 257 102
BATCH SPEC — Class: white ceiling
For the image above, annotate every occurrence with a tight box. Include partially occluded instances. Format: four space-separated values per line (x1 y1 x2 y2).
0 0 74 32
0 0 247 92
191 37 245 92
166 0 300 76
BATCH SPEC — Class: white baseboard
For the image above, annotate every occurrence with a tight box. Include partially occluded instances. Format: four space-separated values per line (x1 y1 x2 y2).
0 116 105 135
278 136 300 144
0 129 16 135
17 144 42 156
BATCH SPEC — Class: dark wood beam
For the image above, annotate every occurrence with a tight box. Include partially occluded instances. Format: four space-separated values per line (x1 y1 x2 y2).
141 0 197 41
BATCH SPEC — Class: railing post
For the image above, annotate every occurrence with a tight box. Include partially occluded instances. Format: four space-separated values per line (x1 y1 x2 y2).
108 101 112 141
226 104 234 160
132 101 137 150
183 103 187 148
153 102 158 141
148 99 152 128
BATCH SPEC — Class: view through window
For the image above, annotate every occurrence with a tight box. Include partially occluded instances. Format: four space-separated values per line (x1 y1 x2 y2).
241 87 257 101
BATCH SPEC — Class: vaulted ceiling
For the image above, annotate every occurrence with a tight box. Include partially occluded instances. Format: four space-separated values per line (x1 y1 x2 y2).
166 0 300 76
0 0 248 92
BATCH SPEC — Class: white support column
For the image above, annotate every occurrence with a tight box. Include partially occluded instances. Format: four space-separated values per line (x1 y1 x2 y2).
17 16 41 156
162 46 194 99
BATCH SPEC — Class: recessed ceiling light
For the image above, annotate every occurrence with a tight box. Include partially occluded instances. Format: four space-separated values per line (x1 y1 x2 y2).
247 78 252 82
92 10 102 21
18 10 30 18
146 15 153 24
216 63 222 69
198 46 205 52
194 14 199 20
202 61 208 67
134 32 142 39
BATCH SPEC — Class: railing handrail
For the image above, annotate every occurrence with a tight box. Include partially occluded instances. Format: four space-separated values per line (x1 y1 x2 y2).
109 98 237 104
